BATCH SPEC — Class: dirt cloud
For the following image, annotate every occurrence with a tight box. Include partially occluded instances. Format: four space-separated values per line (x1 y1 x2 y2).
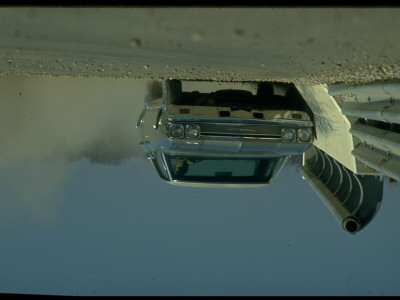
0 75 146 166
0 75 147 221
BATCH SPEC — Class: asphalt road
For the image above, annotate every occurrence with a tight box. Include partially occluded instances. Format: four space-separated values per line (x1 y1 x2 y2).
1 7 400 85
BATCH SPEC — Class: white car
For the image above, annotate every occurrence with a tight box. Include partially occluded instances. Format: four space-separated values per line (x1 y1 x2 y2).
136 79 314 187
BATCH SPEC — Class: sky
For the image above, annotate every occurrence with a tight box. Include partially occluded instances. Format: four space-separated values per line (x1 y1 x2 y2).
0 75 399 296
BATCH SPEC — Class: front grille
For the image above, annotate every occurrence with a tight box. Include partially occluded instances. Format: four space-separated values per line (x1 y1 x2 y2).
199 122 283 139
200 132 281 139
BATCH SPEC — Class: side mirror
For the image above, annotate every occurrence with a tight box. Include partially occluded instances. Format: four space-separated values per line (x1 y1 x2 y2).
146 152 156 160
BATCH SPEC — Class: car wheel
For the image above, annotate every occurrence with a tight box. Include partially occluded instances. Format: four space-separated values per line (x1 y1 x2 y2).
164 79 182 105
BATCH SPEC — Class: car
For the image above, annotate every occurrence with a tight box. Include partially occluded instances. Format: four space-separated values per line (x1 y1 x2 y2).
136 79 314 187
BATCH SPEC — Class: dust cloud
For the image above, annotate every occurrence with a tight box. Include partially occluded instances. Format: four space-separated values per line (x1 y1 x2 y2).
0 75 147 222
0 75 146 166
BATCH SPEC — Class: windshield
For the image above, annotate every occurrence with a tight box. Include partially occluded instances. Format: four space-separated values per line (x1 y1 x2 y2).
164 154 286 183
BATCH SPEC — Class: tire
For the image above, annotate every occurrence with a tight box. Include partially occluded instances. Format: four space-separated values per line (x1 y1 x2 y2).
164 79 182 105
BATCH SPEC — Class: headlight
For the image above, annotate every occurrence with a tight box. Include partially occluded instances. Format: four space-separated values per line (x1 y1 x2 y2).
186 124 201 138
298 128 312 142
169 124 184 138
281 128 296 142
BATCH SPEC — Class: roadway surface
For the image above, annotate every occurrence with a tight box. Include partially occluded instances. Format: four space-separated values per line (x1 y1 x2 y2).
1 7 400 85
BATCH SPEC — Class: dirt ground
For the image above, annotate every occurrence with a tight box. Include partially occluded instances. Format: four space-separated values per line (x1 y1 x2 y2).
1 7 400 85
